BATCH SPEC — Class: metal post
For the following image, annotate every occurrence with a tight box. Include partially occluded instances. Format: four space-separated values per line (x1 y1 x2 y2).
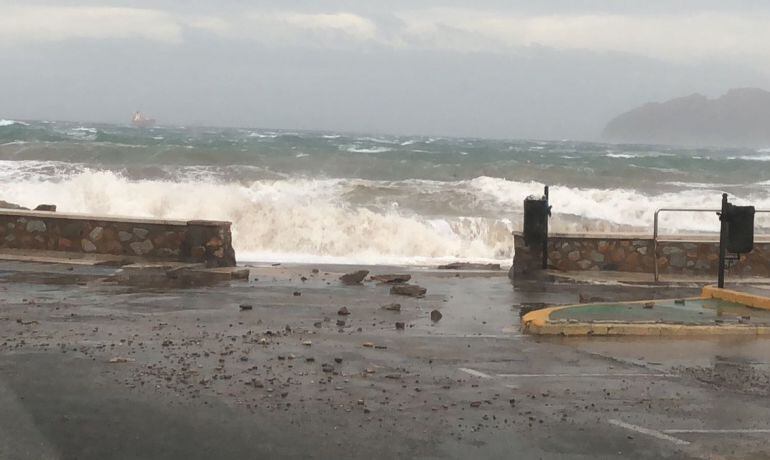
717 193 728 289
542 186 549 269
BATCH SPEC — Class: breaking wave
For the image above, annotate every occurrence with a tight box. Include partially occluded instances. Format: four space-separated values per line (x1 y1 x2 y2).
2 164 769 264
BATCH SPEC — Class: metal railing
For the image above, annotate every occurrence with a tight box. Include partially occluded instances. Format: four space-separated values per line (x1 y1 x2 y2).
653 208 770 282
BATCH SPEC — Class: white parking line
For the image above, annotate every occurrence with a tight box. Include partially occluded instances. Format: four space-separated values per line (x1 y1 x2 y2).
663 429 770 434
496 373 676 378
458 368 492 379
608 419 690 446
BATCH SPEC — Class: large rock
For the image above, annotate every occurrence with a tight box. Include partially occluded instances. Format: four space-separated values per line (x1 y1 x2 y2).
340 270 369 285
0 200 27 210
34 204 56 212
390 284 427 298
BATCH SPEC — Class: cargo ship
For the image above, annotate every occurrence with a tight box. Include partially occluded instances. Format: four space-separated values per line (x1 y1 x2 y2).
131 111 156 128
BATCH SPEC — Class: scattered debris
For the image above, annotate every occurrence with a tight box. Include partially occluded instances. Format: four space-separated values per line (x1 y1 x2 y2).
390 285 426 298
340 270 369 285
16 319 39 326
370 274 411 284
337 306 351 316
430 310 443 322
438 262 500 270
579 293 607 303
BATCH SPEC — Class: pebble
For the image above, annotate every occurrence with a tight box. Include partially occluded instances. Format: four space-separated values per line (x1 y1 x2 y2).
338 306 351 316
430 310 443 322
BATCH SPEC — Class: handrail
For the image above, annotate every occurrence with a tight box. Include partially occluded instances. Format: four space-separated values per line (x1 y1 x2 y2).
653 208 770 282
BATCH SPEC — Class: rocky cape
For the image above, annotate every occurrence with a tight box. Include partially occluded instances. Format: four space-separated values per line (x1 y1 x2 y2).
602 88 770 148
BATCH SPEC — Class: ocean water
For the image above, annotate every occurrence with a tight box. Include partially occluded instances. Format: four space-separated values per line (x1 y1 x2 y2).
1 119 770 265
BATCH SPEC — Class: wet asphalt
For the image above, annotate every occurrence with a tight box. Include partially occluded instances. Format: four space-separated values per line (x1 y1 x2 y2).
1 261 769 459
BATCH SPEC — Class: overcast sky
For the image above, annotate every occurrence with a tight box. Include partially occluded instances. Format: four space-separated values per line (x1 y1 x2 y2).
2 0 770 140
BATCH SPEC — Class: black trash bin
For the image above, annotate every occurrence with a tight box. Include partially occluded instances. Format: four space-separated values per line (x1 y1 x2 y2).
726 204 755 254
523 194 549 248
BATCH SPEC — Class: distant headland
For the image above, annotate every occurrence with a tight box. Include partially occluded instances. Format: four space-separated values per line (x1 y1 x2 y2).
602 88 770 148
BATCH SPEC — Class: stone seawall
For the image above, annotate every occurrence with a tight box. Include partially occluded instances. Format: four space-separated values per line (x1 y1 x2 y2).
0 209 236 267
512 232 770 278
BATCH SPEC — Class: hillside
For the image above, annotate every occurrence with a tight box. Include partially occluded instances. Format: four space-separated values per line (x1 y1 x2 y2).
602 88 770 147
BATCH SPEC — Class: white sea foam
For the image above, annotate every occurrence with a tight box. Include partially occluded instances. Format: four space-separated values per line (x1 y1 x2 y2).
247 132 279 139
345 146 392 154
0 119 28 127
734 155 770 161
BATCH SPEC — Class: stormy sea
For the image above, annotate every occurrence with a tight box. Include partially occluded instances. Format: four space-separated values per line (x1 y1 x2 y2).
2 119 769 265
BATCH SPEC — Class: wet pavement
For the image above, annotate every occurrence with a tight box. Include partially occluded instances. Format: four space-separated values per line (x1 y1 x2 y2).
1 261 770 459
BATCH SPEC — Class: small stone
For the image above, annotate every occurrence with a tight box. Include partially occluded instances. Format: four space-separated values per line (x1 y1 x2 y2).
336 319 346 327
334 357 343 364
132 228 149 239
26 220 47 233
293 291 301 296
306 357 315 362
381 303 401 312
337 306 351 316
89 226 104 242
302 340 312 346
258 338 268 345
313 321 323 328
430 310 443 322
108 356 135 363
239 304 253 311
362 342 374 348
470 401 482 408
33 204 56 212
81 239 97 252
321 363 334 373
340 270 369 285
643 302 655 309
129 239 153 255
395 321 405 330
